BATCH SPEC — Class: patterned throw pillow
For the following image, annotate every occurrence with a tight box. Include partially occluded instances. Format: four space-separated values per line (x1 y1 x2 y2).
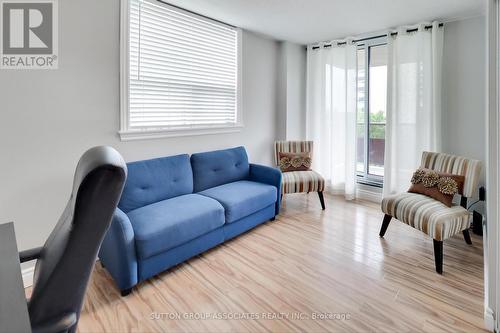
278 152 312 172
408 168 465 207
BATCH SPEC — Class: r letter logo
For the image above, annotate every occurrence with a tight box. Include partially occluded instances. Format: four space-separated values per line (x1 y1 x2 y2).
1 0 58 69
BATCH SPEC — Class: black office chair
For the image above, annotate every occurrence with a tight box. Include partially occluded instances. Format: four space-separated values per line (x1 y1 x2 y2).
20 146 127 333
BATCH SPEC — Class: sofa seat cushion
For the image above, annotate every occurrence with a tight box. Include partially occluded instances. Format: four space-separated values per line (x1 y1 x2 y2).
199 180 277 223
128 194 225 259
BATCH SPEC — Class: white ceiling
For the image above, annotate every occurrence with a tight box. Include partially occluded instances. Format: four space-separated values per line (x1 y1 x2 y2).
164 0 486 44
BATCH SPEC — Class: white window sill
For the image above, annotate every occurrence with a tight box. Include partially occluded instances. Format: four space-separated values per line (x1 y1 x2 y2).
119 124 243 141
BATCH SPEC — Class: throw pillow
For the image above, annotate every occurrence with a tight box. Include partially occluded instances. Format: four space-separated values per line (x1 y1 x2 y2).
278 152 312 172
408 168 465 207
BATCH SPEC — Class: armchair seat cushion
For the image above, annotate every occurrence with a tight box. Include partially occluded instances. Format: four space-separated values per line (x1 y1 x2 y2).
199 180 277 223
282 170 325 194
381 192 471 241
128 194 225 259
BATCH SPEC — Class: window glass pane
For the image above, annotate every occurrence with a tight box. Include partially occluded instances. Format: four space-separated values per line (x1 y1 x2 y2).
368 44 387 177
356 48 366 174
128 0 238 131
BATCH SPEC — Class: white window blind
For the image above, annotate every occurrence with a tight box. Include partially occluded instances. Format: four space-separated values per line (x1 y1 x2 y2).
123 0 240 138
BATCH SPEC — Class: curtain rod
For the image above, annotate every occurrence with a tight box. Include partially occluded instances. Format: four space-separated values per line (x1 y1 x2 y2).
310 23 444 50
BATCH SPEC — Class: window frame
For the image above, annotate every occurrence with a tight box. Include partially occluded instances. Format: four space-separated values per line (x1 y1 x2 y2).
119 0 243 141
356 36 387 187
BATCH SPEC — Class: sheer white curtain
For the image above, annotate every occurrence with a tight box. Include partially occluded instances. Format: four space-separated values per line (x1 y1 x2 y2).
306 42 357 200
383 22 444 196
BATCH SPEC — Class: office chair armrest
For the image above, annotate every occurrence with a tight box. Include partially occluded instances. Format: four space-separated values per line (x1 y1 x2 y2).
19 246 43 263
32 312 77 333
249 163 283 214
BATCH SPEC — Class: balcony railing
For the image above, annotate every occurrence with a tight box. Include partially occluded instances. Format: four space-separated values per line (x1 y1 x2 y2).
356 122 385 177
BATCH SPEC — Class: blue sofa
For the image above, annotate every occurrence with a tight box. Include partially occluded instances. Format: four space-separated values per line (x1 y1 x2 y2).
98 146 282 295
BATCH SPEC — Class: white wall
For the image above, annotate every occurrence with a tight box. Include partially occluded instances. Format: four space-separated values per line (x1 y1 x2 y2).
0 0 280 252
444 14 493 329
284 42 307 140
485 0 498 330
276 41 307 142
276 42 288 140
442 16 487 189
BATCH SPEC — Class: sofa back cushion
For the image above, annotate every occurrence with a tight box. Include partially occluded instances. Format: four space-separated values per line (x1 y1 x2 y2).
191 146 250 192
119 154 193 213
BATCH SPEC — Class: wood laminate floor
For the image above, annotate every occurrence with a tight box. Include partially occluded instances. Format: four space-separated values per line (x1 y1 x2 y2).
76 193 486 332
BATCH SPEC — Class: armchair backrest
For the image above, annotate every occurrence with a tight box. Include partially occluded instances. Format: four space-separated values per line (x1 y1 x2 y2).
274 141 314 166
421 151 482 198
28 146 127 332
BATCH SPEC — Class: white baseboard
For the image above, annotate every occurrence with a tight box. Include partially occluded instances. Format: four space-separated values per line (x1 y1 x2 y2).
485 307 495 332
324 183 382 204
356 187 382 203
22 265 35 288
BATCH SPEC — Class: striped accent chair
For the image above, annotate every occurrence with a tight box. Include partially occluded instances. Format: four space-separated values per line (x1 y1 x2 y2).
380 151 482 274
274 141 326 210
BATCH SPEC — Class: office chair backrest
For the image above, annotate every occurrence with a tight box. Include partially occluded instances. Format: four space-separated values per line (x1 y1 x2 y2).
27 146 127 332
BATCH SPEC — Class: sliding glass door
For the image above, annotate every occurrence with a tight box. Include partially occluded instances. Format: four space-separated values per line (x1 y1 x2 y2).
356 38 387 186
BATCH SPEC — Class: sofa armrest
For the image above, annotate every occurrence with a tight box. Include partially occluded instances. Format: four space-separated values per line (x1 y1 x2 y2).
98 208 138 291
249 163 282 214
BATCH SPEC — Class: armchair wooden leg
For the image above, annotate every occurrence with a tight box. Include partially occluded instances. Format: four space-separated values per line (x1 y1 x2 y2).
317 191 325 210
433 240 443 274
462 229 472 245
379 214 392 237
